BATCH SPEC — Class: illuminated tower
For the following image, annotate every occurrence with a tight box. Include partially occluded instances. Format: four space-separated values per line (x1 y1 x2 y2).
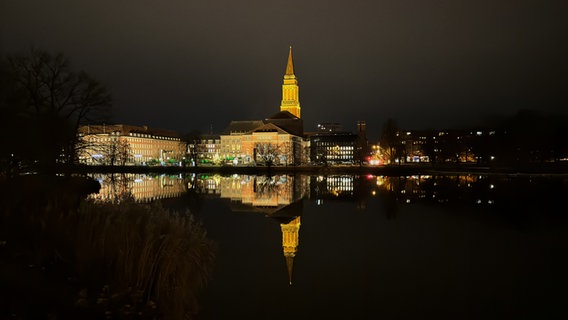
280 216 301 285
280 46 301 118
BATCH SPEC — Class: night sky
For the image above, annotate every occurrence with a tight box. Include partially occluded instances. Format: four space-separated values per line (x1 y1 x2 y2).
2 0 567 140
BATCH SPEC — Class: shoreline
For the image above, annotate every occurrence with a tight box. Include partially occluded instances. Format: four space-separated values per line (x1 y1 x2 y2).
54 163 568 176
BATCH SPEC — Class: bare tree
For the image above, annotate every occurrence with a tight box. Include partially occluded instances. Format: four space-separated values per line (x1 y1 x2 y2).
255 143 284 167
255 175 286 198
3 48 111 170
183 130 202 167
105 138 131 166
379 119 403 164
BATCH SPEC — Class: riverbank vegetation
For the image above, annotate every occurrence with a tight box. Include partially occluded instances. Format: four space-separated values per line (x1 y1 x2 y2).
0 175 216 319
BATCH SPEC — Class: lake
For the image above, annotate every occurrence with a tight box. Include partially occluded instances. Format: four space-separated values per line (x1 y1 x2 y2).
89 172 568 319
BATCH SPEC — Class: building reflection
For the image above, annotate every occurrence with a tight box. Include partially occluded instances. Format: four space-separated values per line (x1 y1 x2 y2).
88 173 186 203
86 172 541 285
192 174 309 205
88 172 502 208
192 174 308 285
371 175 497 206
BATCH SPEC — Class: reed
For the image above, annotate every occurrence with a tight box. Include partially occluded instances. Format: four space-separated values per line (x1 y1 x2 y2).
0 177 216 319
72 199 216 319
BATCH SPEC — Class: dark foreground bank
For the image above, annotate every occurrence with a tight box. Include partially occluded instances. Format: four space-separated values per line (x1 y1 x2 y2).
0 175 216 320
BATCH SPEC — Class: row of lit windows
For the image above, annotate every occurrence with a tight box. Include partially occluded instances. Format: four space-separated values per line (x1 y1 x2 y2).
316 142 354 147
129 132 179 141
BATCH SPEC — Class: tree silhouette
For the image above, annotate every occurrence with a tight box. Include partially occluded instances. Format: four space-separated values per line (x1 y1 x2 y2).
1 48 111 173
379 119 403 164
183 130 202 167
255 143 283 167
105 138 131 166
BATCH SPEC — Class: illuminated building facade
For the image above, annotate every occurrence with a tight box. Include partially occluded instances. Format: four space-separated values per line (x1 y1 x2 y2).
220 121 265 164
188 134 221 165
78 124 186 165
218 47 307 165
242 123 303 166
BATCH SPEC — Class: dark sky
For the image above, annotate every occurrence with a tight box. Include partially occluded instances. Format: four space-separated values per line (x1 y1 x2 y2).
2 0 567 140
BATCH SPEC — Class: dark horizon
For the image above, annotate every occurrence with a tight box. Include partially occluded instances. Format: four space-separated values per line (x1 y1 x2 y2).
2 0 567 139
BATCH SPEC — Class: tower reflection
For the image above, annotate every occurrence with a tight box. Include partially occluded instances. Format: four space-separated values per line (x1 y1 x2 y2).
195 174 307 285
281 216 300 285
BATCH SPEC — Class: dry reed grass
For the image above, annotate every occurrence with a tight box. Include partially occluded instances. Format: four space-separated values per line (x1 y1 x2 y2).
72 199 216 319
0 176 216 319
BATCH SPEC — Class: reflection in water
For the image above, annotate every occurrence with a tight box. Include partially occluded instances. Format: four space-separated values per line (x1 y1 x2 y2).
88 173 186 202
192 174 309 207
89 172 568 290
90 172 566 209
281 216 301 285
193 174 307 285
194 174 567 319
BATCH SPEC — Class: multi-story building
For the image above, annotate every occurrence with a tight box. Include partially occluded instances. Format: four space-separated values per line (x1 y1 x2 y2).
220 121 264 164
306 120 370 165
395 129 498 163
308 131 359 164
218 46 307 166
77 124 186 165
188 134 221 165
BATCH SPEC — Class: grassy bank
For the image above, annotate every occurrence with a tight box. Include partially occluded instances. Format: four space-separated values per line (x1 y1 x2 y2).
0 175 216 319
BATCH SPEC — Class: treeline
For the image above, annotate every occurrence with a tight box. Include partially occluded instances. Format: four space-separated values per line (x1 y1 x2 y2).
379 109 568 168
0 48 111 176
487 109 568 166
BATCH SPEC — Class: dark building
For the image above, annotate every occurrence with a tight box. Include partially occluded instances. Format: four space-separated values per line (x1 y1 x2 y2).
396 129 499 164
316 122 343 132
308 121 370 165
309 131 359 165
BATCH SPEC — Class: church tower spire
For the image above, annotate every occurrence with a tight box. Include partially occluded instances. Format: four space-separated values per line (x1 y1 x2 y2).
285 46 295 75
280 46 301 118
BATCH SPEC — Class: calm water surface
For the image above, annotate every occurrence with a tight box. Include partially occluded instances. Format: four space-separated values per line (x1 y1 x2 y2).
92 173 568 319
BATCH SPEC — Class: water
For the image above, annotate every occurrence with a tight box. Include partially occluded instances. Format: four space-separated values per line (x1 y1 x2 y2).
91 173 568 319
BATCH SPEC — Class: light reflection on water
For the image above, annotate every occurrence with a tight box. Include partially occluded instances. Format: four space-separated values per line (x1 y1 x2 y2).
88 173 186 202
90 173 568 319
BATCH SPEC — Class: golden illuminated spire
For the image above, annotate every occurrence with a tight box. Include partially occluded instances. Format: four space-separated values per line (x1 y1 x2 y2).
280 46 301 118
281 216 301 285
285 46 295 76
